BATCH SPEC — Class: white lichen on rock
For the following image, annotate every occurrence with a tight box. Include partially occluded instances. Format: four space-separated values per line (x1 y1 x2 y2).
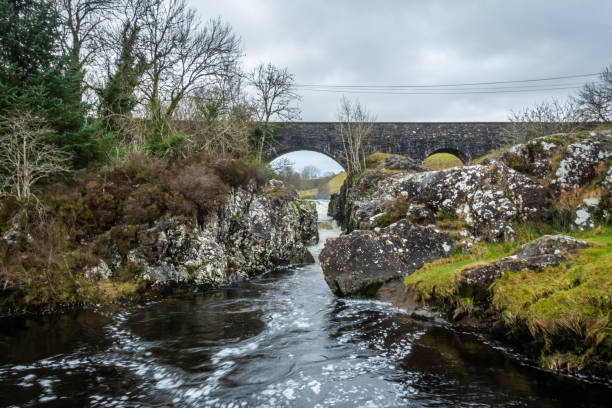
551 139 612 194
97 180 318 288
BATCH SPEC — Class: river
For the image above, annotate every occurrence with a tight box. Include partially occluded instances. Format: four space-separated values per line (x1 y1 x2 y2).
0 200 610 407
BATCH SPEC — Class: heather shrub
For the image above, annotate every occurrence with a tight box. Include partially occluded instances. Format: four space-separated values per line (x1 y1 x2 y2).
170 164 228 217
210 157 269 188
105 153 167 184
123 184 169 224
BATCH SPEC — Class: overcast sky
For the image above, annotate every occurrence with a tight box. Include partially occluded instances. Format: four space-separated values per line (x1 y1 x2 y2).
193 0 611 172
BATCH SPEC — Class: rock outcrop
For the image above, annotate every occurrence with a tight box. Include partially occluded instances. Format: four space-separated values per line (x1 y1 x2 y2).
319 221 454 297
502 135 565 178
550 137 612 195
375 154 424 172
331 161 547 241
330 131 612 241
91 180 318 288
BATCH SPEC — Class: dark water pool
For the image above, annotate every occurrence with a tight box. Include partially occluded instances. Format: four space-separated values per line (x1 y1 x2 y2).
1 201 610 407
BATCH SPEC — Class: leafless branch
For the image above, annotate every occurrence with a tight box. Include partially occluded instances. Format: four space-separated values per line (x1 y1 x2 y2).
0 112 72 208
336 96 374 173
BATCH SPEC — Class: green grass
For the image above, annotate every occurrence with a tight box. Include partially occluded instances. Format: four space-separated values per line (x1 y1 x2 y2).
492 227 612 335
423 153 463 170
404 223 540 301
327 172 347 194
404 224 612 374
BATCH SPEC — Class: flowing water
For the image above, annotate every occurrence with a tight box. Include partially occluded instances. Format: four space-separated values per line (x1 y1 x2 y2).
0 200 610 407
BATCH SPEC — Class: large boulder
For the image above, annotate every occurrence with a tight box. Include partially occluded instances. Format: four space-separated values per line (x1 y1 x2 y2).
457 235 589 302
319 221 454 297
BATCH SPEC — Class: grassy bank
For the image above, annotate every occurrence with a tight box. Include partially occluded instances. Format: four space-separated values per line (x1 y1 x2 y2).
405 224 612 375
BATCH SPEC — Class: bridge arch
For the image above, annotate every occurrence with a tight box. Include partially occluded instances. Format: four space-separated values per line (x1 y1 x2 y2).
267 148 347 172
423 147 470 165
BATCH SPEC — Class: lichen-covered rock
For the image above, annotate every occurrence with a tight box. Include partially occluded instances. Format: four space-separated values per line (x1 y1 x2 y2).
84 260 112 280
328 170 395 231
406 203 435 225
334 162 547 241
127 220 229 285
97 181 318 288
319 221 454 297
550 139 612 195
502 135 564 178
218 188 318 275
602 165 612 190
458 235 589 302
571 196 601 231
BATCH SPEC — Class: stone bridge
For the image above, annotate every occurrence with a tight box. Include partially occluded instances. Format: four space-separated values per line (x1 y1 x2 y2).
264 122 509 169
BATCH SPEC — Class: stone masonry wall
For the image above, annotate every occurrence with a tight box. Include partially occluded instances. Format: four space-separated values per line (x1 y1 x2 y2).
264 122 509 168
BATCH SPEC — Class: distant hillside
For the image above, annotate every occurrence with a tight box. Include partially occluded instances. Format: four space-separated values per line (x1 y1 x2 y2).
298 172 347 199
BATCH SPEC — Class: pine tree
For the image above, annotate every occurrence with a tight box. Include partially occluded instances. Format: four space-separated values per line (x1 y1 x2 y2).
0 0 99 168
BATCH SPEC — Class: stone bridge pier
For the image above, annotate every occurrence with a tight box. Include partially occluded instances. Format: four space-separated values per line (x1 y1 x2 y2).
263 122 509 169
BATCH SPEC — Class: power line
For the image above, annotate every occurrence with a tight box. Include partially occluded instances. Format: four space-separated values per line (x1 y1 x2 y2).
296 85 582 95
293 73 599 89
296 82 589 92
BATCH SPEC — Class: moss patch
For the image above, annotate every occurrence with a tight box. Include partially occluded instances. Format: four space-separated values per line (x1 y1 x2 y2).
491 227 612 373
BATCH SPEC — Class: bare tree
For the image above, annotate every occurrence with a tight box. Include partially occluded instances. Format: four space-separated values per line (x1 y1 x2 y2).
174 74 255 156
249 62 301 159
138 0 241 135
270 157 294 175
575 66 612 122
249 63 300 123
54 0 115 75
0 112 72 206
301 165 321 180
337 96 375 173
501 98 583 145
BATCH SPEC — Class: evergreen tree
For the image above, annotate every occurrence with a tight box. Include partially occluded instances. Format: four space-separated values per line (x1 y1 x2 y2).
96 20 145 132
0 0 99 168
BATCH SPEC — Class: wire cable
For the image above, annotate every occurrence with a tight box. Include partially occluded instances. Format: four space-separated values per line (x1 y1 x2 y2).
292 73 599 89
296 85 583 95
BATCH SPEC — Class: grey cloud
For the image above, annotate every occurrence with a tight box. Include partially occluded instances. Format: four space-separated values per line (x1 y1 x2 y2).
193 0 611 121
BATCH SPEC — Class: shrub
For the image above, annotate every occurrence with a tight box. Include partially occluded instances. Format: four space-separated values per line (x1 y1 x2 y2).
123 184 169 224
170 164 228 217
209 157 269 188
365 152 392 168
145 133 187 157
105 152 167 184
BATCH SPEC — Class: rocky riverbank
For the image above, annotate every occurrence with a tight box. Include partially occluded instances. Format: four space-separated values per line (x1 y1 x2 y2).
0 155 318 315
321 128 612 378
